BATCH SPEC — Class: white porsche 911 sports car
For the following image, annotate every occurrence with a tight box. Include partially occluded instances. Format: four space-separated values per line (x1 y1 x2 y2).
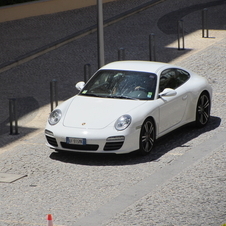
45 61 212 155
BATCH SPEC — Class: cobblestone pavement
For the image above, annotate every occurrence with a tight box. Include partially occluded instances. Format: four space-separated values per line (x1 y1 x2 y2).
105 146 226 226
0 0 226 225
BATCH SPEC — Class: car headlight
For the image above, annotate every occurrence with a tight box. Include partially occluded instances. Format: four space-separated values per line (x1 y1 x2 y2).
48 109 62 125
115 115 132 131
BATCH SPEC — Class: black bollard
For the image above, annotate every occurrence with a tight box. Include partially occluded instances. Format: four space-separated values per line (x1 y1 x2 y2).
50 79 58 112
177 20 185 50
84 64 91 83
149 33 156 61
118 48 125 61
9 98 18 135
202 8 209 38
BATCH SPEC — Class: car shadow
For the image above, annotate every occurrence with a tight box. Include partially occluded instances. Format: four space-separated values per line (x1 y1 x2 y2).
49 116 221 166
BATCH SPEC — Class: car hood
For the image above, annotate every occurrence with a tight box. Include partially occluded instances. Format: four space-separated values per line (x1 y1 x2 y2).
63 95 146 129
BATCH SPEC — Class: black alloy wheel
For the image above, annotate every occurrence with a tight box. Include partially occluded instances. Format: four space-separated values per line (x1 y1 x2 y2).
196 92 211 127
139 118 155 155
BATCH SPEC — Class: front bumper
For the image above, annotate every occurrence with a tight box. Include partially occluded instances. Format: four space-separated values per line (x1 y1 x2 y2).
45 125 140 154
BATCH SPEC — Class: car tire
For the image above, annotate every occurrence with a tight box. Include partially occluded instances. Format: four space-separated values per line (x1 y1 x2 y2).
139 118 155 155
196 91 211 127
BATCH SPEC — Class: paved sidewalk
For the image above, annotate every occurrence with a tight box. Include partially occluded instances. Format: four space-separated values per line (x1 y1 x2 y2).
0 0 225 225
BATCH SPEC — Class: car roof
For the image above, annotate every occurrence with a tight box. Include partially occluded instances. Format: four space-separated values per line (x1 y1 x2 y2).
100 61 170 74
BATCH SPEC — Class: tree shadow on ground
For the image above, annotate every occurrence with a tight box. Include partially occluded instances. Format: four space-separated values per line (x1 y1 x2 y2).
1 0 225 148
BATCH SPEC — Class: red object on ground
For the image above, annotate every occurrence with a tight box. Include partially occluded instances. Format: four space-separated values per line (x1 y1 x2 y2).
47 214 53 226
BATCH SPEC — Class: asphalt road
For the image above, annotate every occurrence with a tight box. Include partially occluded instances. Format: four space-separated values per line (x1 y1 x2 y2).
0 0 226 225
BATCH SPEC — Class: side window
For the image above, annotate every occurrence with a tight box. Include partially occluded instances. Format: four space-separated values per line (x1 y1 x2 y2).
159 68 190 92
175 69 190 86
159 69 177 92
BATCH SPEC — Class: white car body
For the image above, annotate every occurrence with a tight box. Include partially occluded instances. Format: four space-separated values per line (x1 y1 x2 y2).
45 61 212 154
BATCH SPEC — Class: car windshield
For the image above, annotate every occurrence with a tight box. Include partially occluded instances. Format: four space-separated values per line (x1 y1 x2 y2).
79 70 157 100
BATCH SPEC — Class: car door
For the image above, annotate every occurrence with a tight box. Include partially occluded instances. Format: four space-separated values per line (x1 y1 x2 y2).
158 68 190 134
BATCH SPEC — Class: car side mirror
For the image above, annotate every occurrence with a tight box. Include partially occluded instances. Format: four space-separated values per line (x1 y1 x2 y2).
159 88 177 97
75 81 85 91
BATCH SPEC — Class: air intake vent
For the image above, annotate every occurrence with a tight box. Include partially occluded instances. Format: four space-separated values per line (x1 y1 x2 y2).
46 136 58 147
104 142 124 151
60 142 99 151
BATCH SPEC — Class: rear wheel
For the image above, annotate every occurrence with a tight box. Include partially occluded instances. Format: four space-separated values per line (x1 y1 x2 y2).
139 118 155 155
196 92 211 127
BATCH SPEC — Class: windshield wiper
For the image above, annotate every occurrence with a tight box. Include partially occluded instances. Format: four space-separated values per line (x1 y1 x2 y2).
111 95 138 100
81 93 138 100
81 93 114 98
81 93 100 97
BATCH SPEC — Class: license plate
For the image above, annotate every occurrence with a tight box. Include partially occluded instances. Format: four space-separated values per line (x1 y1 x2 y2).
66 137 86 145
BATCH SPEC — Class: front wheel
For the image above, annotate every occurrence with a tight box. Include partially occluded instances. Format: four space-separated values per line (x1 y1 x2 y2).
196 92 211 127
139 118 155 155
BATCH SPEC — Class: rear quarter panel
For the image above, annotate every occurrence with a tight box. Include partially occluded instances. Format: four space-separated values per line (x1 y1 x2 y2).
183 72 212 122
